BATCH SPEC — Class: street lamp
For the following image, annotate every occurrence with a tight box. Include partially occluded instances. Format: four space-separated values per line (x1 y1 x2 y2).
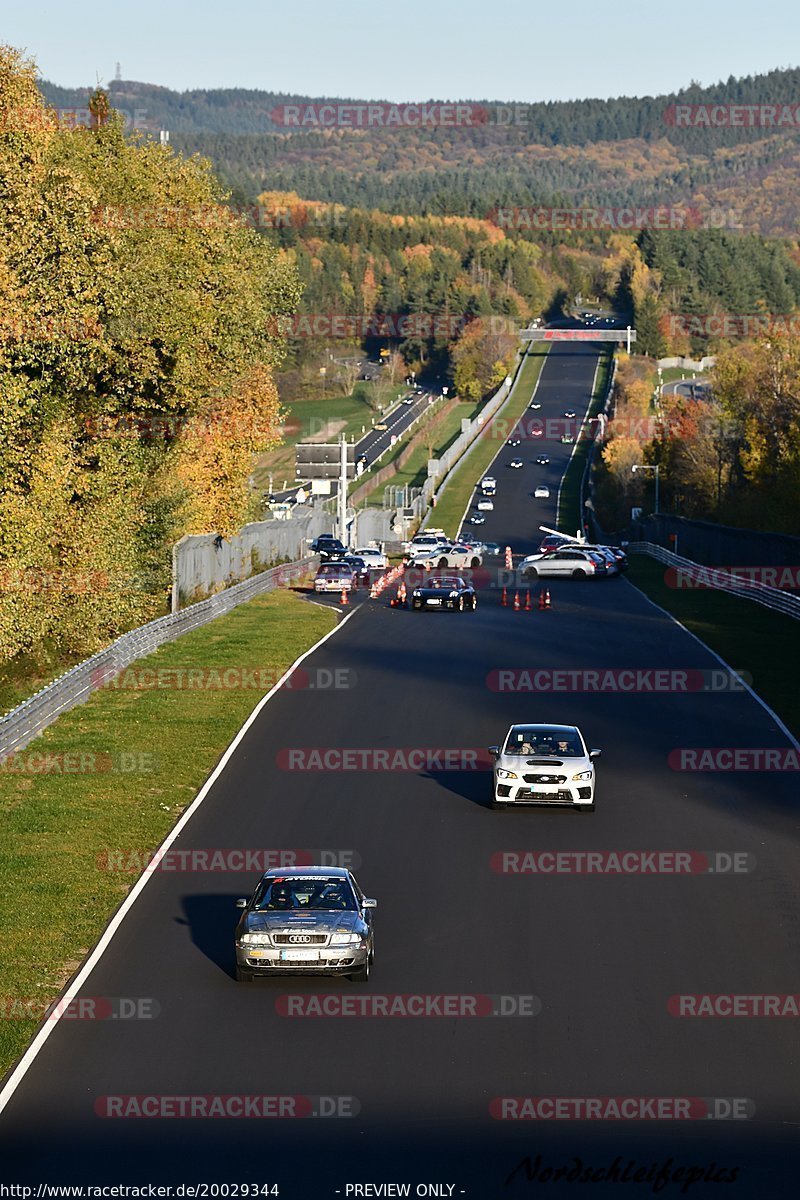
632 463 660 514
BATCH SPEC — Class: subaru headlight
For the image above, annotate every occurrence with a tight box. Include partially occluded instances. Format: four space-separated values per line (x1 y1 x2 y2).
496 768 518 780
330 932 364 946
572 770 593 781
240 932 272 946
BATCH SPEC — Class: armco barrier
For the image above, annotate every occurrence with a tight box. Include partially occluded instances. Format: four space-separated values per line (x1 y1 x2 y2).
627 542 800 621
0 557 316 761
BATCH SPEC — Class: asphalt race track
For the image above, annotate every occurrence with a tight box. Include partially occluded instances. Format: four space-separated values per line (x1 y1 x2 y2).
1 343 799 1197
460 342 601 552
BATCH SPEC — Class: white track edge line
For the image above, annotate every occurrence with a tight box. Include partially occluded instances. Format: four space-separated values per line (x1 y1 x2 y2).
0 605 359 1116
624 576 800 752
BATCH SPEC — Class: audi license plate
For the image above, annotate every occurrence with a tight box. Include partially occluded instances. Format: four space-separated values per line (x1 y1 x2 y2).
281 948 319 962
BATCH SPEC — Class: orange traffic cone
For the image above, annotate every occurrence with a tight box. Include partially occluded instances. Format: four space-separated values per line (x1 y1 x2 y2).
397 581 407 608
513 590 521 611
524 589 532 611
340 586 349 606
538 588 551 610
505 546 513 570
501 586 508 606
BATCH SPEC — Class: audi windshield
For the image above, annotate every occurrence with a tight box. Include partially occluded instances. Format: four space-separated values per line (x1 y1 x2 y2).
252 876 358 911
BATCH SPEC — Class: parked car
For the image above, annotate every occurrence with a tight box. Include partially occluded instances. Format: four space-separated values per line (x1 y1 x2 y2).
410 575 477 612
312 535 347 562
235 866 377 982
342 554 370 584
489 723 600 812
314 562 356 593
519 547 601 580
354 546 388 570
409 543 483 569
538 534 571 552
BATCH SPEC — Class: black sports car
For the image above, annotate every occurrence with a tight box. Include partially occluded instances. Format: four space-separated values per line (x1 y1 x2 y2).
410 575 477 611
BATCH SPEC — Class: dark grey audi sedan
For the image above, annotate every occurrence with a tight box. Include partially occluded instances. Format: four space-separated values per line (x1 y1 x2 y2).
235 866 377 983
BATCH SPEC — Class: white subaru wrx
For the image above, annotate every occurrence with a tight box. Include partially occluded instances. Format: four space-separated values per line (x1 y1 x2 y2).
489 723 600 811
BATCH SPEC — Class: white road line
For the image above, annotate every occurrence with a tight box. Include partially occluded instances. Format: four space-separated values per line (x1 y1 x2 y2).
624 578 800 752
0 606 359 1116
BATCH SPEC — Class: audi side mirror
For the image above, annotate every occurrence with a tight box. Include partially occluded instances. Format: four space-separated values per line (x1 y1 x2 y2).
363 898 378 910
235 898 248 909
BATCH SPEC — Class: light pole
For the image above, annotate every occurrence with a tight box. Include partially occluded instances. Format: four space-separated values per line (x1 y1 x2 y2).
632 464 660 514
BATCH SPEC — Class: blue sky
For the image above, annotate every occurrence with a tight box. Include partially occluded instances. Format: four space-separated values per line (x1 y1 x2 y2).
6 0 798 100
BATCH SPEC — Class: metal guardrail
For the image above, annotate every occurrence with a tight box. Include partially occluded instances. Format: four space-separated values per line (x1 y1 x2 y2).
627 542 800 620
0 557 316 761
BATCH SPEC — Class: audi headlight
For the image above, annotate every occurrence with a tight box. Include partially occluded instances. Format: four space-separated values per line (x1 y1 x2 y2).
330 932 364 946
240 932 272 946
572 770 593 781
496 768 518 780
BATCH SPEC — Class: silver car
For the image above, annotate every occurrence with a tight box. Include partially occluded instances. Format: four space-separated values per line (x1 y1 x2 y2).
519 547 599 580
235 866 377 982
489 723 600 811
314 562 355 593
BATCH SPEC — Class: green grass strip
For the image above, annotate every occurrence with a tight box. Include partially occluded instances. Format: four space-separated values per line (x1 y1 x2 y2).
557 347 613 534
626 555 800 739
0 587 336 1077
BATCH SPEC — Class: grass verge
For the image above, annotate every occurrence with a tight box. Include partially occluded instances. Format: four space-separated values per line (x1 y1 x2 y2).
626 555 800 738
0 586 336 1078
431 346 549 538
557 347 613 534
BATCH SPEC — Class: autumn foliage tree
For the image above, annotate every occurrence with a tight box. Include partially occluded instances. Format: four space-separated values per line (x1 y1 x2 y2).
0 46 300 666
